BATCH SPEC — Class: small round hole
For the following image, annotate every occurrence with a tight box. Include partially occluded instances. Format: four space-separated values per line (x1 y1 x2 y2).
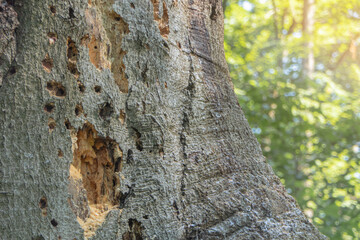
51 219 58 227
75 104 83 116
9 66 16 75
44 103 55 113
39 197 47 209
48 118 56 133
94 86 101 93
50 5 56 14
58 149 64 158
78 81 85 93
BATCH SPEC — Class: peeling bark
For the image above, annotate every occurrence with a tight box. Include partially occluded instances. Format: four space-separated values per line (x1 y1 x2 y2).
0 0 326 239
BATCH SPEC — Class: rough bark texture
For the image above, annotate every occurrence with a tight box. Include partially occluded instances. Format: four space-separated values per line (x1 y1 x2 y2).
0 0 326 239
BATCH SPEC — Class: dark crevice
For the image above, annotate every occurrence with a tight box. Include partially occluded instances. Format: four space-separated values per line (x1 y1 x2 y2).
122 219 144 240
132 128 143 151
180 164 187 196
69 7 75 19
210 1 218 20
173 201 180 220
127 149 134 164
118 185 134 209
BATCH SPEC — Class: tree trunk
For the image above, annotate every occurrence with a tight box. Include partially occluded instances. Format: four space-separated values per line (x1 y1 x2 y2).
0 0 326 239
302 0 315 79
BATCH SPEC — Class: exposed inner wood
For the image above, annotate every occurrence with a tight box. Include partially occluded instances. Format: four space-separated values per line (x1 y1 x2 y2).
42 53 53 73
83 0 130 93
150 0 169 38
68 122 122 238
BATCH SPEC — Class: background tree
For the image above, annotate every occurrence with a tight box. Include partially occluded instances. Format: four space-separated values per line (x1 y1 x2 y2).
0 0 326 239
224 0 360 238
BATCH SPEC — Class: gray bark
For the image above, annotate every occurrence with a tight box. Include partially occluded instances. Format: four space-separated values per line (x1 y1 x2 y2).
0 0 326 239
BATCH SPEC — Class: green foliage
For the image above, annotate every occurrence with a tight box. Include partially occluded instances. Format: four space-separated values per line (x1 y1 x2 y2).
224 0 360 238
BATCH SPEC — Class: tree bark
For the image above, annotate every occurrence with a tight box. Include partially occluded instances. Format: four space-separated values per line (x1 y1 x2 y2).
0 0 326 239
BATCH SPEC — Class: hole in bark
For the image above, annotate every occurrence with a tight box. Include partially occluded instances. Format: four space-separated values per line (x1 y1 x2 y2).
94 85 101 93
7 66 16 76
143 215 148 219
68 122 122 238
58 149 64 158
49 5 56 14
123 219 144 240
51 219 58 227
39 197 47 209
210 5 216 20
99 102 114 119
64 119 72 130
67 62 79 78
132 128 143 151
75 104 83 116
46 80 66 99
130 3 135 9
39 197 47 216
67 37 80 78
69 7 75 18
48 118 56 133
47 32 57 44
42 54 53 73
82 34 111 71
119 110 126 125
78 81 85 93
44 102 55 113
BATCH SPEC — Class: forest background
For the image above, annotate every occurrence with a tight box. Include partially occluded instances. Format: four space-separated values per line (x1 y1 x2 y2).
223 0 360 239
